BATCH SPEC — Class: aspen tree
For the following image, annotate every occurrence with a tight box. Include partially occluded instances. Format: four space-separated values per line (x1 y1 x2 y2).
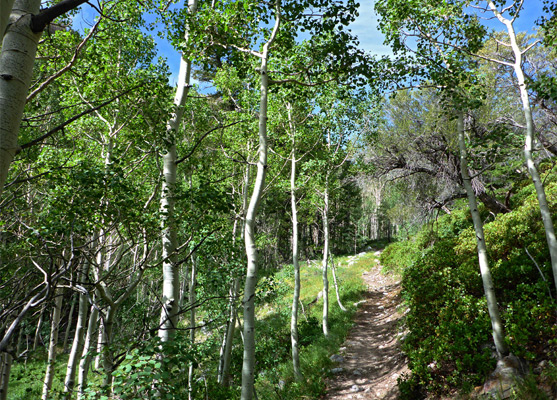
158 0 199 343
0 0 88 197
486 0 557 292
41 289 63 400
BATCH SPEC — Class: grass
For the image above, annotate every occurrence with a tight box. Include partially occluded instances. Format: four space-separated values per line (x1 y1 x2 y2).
251 251 378 399
6 251 381 400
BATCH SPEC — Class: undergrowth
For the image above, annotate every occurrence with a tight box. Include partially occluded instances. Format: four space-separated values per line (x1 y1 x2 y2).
9 252 376 400
251 252 373 399
381 183 557 399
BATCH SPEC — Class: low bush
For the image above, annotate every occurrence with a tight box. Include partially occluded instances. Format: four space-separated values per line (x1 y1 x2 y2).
391 182 557 398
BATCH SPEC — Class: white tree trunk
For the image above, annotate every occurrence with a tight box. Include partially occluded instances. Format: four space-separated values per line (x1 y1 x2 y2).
101 307 116 390
458 112 508 358
187 256 197 400
329 251 346 312
218 278 240 386
41 289 63 400
62 293 76 351
64 268 90 397
77 303 98 399
241 8 280 398
33 305 45 350
322 185 330 338
218 164 248 386
158 0 198 343
94 318 104 370
287 104 302 380
0 0 41 197
488 1 557 291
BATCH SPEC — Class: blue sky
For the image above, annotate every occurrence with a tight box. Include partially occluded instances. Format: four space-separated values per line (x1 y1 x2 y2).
349 0 546 57
71 0 548 86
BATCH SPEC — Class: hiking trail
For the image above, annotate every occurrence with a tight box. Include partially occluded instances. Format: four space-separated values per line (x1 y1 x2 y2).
324 251 409 400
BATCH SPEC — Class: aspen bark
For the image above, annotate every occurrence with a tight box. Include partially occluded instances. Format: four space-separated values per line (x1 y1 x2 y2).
218 278 240 386
218 163 249 386
64 264 89 397
241 6 280 398
0 0 41 196
488 1 557 291
458 112 508 358
322 182 330 338
62 293 76 351
94 318 104 370
187 256 197 400
287 104 302 380
101 307 116 390
42 290 63 400
77 303 98 399
33 305 45 350
329 251 346 312
158 0 198 342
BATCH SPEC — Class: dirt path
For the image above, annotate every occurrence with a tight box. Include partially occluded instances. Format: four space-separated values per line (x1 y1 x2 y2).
324 252 409 400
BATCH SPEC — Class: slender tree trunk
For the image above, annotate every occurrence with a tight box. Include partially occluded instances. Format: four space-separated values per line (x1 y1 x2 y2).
287 104 302 381
62 293 76 351
101 307 115 391
322 184 330 338
42 289 63 400
93 234 105 371
158 0 198 343
94 318 104 370
218 278 240 386
33 305 45 350
458 111 509 358
329 251 346 312
488 1 557 291
77 303 98 399
218 162 250 386
241 7 281 398
0 352 12 400
64 264 90 397
187 256 197 400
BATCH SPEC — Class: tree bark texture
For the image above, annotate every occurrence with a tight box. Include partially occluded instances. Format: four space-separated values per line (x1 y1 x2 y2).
33 304 44 350
62 293 76 351
77 304 98 399
218 278 240 386
41 289 63 400
329 251 346 312
321 184 330 338
288 104 302 380
241 7 280 398
0 0 41 197
458 111 509 358
64 269 89 397
158 0 198 343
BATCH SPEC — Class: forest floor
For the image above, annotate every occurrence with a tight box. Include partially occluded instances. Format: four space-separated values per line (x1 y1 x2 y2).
324 251 409 400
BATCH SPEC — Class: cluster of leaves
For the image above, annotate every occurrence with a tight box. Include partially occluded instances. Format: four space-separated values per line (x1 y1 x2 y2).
81 336 196 400
382 182 557 397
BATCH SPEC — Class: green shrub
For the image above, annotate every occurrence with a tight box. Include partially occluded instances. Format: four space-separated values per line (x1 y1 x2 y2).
397 182 557 396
